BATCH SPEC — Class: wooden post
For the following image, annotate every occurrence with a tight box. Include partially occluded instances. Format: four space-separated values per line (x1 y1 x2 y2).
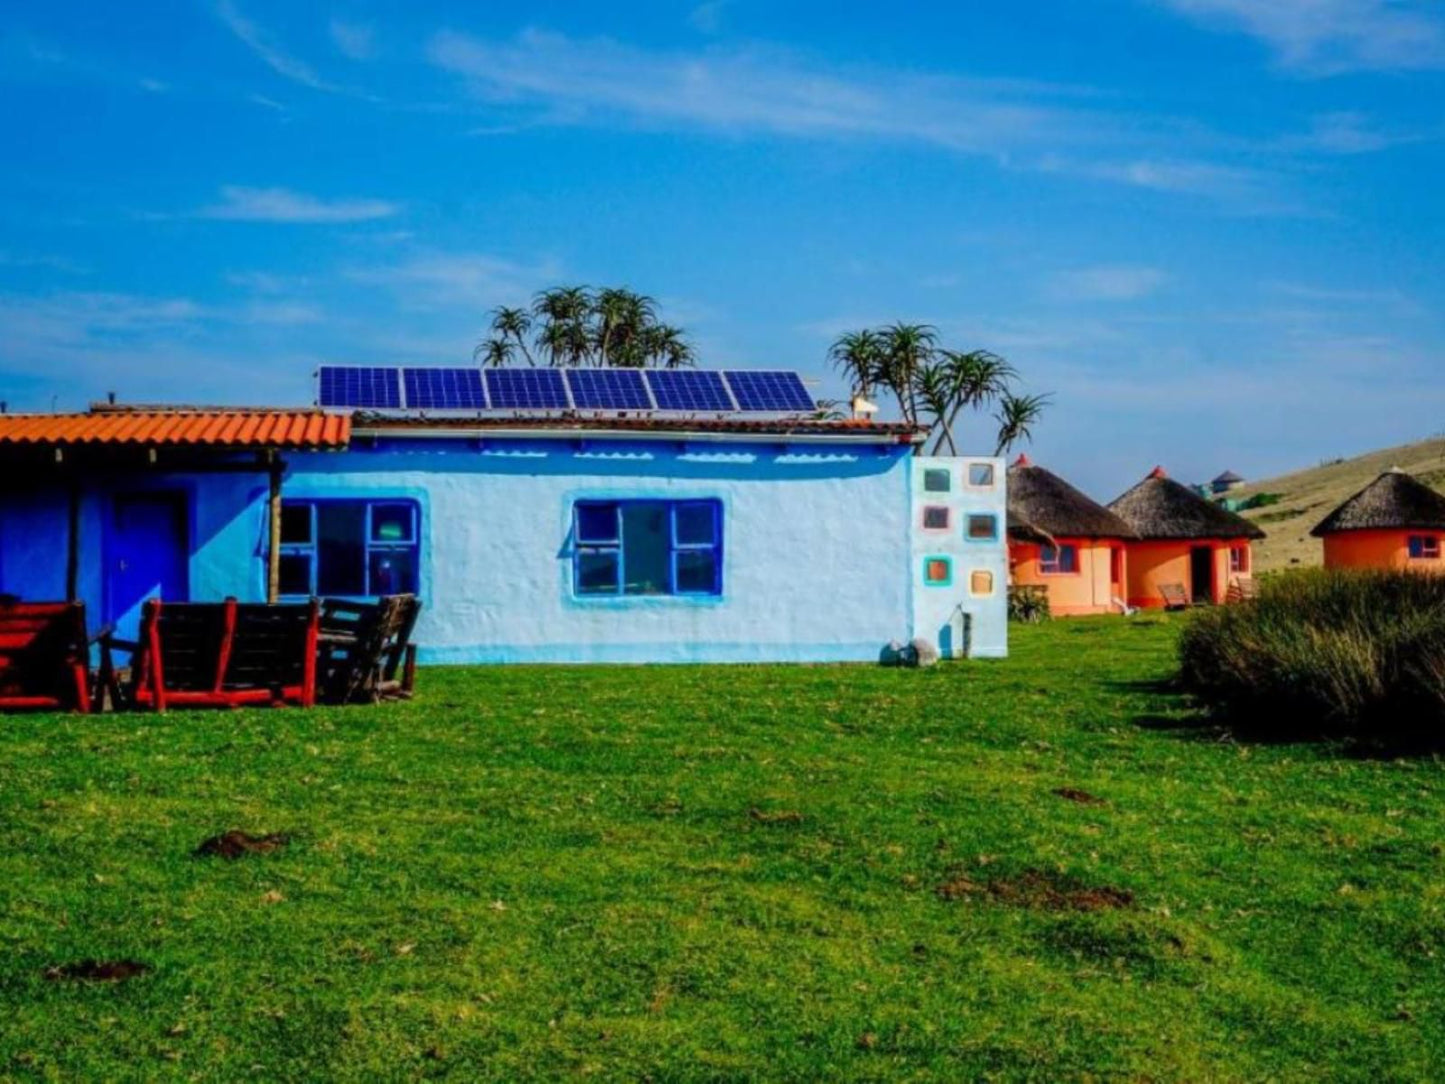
267 453 283 604
65 484 81 601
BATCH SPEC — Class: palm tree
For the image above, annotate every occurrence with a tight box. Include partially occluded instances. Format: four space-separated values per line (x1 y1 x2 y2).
828 329 885 400
643 324 695 369
913 359 959 455
474 305 535 366
935 349 1014 451
994 391 1052 456
595 288 656 367
878 323 937 425
532 286 594 366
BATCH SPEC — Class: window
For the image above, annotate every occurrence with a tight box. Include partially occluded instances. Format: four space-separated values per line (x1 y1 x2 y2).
1409 535 1441 560
923 556 952 586
966 514 999 542
1040 544 1079 575
967 463 995 487
922 506 950 531
923 468 951 493
573 500 722 597
970 570 994 596
276 499 419 598
1230 545 1250 573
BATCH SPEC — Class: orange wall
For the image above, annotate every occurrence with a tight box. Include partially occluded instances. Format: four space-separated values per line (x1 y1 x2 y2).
1125 540 1253 609
1010 539 1126 616
1322 530 1445 571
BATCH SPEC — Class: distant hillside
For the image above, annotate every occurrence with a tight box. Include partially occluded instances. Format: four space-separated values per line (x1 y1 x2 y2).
1230 438 1445 572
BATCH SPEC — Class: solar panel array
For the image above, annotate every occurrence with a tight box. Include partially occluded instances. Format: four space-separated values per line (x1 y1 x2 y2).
723 370 814 413
484 368 569 410
645 369 736 412
567 368 652 410
317 365 815 415
403 367 485 410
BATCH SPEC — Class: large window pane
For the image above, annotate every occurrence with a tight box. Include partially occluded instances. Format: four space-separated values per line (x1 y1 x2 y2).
675 550 718 594
280 504 312 544
369 550 417 595
278 553 312 596
577 552 620 594
316 503 367 596
621 504 669 594
371 504 413 543
674 503 716 546
576 503 619 544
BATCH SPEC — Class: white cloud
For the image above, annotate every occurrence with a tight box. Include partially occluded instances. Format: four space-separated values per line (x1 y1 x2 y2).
428 29 1103 156
1156 0 1445 73
198 186 400 223
215 0 341 91
346 250 561 309
138 77 169 93
1048 266 1169 302
1275 111 1415 155
330 18 376 61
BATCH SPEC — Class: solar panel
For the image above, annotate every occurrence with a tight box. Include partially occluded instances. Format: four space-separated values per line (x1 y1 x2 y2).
403 367 486 410
484 367 570 410
318 366 402 409
565 368 652 410
644 369 735 412
724 370 815 413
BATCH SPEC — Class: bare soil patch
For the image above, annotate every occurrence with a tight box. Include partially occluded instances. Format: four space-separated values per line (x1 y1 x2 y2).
195 830 289 859
937 868 1133 911
1053 787 1106 805
45 959 151 983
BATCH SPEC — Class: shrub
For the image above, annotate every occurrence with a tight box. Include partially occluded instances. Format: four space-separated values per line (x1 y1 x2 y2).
1009 584 1051 624
1178 568 1445 746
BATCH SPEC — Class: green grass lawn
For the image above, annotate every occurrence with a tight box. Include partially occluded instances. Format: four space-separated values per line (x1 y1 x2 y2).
4 617 1445 1081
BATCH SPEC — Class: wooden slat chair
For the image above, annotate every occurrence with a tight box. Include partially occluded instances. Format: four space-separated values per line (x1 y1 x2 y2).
317 594 422 704
1158 583 1191 611
103 598 319 712
1226 577 1259 604
0 601 92 713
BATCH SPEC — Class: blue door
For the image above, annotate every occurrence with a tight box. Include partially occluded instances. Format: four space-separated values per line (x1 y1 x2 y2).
107 493 188 642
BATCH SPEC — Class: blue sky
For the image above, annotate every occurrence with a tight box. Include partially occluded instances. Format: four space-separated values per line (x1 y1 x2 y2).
2 0 1443 497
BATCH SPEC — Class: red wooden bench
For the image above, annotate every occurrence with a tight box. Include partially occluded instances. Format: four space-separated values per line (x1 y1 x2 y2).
0 600 92 713
102 598 319 712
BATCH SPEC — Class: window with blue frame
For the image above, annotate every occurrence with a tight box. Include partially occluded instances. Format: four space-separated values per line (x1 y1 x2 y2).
573 499 723 597
275 499 420 598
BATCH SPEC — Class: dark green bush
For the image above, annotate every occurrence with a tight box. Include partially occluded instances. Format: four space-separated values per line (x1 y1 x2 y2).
1008 584 1051 624
1178 568 1445 746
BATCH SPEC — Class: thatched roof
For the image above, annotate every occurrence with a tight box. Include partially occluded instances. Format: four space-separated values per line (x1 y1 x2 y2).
1310 469 1445 536
1213 470 1244 484
1108 467 1265 541
1007 456 1136 541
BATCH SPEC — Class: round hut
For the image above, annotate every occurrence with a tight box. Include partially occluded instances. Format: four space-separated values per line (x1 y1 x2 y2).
1007 455 1137 616
1107 466 1265 608
1310 468 1445 570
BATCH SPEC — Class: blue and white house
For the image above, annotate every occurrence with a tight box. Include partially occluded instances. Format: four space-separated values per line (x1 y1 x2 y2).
0 366 1008 664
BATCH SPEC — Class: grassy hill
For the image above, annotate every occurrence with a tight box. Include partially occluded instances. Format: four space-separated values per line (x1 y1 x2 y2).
1231 437 1445 572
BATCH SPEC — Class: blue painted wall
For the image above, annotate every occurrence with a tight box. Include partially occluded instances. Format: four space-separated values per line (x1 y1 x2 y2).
0 436 928 664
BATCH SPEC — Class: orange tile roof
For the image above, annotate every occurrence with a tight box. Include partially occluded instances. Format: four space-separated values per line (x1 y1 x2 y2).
0 409 351 450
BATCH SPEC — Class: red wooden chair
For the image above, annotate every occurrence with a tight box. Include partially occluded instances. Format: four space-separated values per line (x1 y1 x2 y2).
0 601 92 713
104 598 319 712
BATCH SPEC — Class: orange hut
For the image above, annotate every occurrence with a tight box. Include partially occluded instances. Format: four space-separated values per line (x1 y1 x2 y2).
1007 455 1136 616
1108 467 1265 608
1311 468 1445 571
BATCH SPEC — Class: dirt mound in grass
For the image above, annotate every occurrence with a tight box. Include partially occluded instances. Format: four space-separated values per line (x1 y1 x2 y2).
195 830 289 859
1053 787 1106 805
937 869 1133 911
45 959 150 983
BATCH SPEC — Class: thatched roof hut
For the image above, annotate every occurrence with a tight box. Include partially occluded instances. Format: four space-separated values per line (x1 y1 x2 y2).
1008 455 1136 542
1311 469 1445 537
1108 467 1264 540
